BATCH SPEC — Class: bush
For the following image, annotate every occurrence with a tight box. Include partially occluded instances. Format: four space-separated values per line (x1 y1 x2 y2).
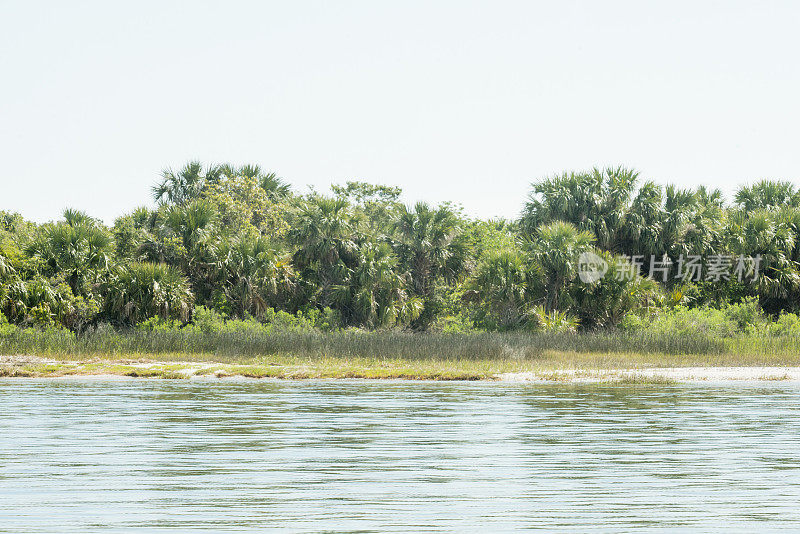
190 305 228 333
133 305 343 336
297 307 342 332
186 305 341 335
435 313 476 334
623 298 768 338
137 316 181 331
723 297 767 333
0 312 16 338
766 312 800 337
262 308 315 331
625 306 733 337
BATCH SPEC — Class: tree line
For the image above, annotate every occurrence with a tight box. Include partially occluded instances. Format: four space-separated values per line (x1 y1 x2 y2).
1 164 799 333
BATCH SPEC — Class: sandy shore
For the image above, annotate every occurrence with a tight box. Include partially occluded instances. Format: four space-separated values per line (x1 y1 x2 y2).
3 355 800 382
498 367 800 382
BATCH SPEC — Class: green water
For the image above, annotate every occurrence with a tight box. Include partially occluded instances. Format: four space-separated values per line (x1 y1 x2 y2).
1 379 799 532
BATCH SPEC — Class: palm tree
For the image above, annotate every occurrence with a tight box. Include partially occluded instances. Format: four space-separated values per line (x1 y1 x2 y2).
619 180 662 258
0 252 11 278
735 180 800 212
393 202 467 329
218 163 291 200
570 251 662 328
214 235 295 320
112 207 155 261
163 199 217 254
777 206 800 263
523 169 725 283
726 209 800 311
331 242 421 328
472 249 537 329
152 161 223 205
0 274 72 327
525 221 595 313
288 196 358 308
25 210 113 296
104 262 194 324
152 199 219 302
522 167 639 251
685 186 725 258
658 185 698 261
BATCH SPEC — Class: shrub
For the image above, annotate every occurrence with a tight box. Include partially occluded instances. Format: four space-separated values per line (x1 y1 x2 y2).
190 305 228 333
529 306 579 333
625 299 769 338
137 316 181 331
625 306 734 337
766 312 800 337
723 297 768 333
0 311 16 338
187 305 332 335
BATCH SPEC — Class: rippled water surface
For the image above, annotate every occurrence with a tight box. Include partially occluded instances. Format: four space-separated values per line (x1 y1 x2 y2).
2 379 800 532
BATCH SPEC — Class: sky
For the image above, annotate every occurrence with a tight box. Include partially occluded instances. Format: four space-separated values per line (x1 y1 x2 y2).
1 1 799 224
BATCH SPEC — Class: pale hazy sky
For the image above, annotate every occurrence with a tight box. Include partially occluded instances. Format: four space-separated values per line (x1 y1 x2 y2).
1 1 799 223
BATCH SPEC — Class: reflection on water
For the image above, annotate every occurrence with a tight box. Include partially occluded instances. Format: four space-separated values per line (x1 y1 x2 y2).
1 379 800 532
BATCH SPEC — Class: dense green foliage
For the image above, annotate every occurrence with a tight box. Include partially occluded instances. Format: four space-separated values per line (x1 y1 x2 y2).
2 163 800 338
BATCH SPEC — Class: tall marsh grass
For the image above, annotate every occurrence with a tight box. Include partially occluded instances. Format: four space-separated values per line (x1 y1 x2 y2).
0 327 750 361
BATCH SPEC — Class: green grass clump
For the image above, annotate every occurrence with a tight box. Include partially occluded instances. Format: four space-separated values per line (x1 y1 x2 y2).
615 374 678 385
0 327 737 361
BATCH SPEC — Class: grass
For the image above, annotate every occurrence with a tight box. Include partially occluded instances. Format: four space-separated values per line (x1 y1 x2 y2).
1 327 791 359
2 328 800 381
615 374 679 385
0 354 534 380
1 348 799 381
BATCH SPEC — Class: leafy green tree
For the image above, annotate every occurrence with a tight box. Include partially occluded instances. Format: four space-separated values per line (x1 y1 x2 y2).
0 211 34 238
332 181 403 237
463 219 518 266
201 174 289 238
219 164 291 200
154 161 291 207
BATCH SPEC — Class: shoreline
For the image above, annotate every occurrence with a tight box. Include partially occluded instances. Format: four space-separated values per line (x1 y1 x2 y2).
497 367 800 383
3 355 800 383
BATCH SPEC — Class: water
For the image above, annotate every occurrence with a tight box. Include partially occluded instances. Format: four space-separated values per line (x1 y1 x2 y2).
1 379 800 533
